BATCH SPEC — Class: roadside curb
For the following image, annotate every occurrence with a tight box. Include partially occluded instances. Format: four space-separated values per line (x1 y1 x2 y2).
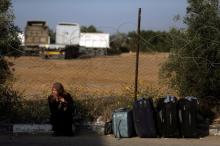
13 124 53 134
0 123 220 136
0 123 104 135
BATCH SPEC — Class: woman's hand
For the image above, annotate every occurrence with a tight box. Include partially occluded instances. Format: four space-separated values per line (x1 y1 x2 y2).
58 97 66 103
51 93 65 103
58 97 67 111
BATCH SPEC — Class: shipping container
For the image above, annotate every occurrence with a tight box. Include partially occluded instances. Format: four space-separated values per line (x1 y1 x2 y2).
56 23 80 45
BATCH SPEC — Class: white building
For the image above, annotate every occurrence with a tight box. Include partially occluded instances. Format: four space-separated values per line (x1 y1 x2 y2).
18 32 25 45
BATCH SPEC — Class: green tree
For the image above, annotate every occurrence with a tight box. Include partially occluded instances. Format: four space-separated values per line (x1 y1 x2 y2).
80 25 101 33
0 0 13 82
160 0 220 98
0 0 22 122
109 32 129 54
0 0 21 56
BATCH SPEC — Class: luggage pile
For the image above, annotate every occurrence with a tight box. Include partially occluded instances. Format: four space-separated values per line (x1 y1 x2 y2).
110 96 204 138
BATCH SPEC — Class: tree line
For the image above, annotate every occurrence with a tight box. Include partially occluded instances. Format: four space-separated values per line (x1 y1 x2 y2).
109 30 179 54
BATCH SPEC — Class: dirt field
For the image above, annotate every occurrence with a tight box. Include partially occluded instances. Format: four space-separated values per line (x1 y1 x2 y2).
8 53 169 100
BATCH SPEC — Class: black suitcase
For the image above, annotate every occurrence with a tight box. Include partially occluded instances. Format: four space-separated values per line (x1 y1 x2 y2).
133 97 157 138
178 96 198 138
156 97 166 136
156 96 180 138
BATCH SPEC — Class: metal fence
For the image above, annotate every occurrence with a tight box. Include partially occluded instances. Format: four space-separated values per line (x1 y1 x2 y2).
2 21 220 100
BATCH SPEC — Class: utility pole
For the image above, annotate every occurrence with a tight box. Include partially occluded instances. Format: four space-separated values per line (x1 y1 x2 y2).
134 8 141 101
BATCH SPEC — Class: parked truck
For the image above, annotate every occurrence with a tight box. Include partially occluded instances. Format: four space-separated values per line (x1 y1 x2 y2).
24 21 49 55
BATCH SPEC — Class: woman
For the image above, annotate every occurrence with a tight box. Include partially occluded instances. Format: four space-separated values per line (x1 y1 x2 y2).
48 82 74 136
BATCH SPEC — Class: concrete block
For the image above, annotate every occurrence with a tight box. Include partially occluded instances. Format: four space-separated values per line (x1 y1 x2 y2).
13 124 52 134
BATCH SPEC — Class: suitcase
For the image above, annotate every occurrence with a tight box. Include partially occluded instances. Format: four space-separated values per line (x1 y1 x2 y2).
156 96 180 138
112 108 134 138
133 97 157 137
156 97 166 136
178 96 198 138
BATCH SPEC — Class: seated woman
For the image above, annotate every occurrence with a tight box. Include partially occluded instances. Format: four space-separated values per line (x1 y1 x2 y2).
48 82 74 136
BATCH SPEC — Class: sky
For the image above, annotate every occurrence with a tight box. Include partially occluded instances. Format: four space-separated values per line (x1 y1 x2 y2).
12 0 188 34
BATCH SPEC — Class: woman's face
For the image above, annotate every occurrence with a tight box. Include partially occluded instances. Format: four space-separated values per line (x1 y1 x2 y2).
52 87 58 96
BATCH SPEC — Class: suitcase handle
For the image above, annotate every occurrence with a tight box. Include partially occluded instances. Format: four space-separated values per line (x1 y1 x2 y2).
115 120 122 139
159 110 163 122
115 108 127 112
185 96 199 104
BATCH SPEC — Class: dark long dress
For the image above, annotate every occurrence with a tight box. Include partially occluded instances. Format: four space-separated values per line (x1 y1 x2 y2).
48 92 74 136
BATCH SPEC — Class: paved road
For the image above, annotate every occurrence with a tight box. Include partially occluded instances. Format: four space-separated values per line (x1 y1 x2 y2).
0 131 220 146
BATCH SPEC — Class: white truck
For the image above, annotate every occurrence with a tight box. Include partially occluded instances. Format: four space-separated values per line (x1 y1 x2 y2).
79 33 110 56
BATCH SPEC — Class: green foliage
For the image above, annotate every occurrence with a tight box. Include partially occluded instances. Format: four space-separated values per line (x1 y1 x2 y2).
80 25 101 33
17 100 50 124
109 33 129 55
0 98 50 124
0 85 162 123
0 0 23 123
109 30 172 54
75 96 134 121
0 57 11 86
109 30 172 53
160 0 220 98
0 0 21 56
0 0 14 87
0 86 23 123
0 58 22 124
0 0 11 13
127 30 172 52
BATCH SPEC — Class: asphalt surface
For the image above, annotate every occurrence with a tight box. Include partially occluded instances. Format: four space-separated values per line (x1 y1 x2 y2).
0 131 220 146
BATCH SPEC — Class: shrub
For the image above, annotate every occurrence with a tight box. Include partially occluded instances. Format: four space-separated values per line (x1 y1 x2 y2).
0 86 23 123
160 0 220 99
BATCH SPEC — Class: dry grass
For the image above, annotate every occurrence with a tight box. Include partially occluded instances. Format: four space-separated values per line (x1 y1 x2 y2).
7 52 169 100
